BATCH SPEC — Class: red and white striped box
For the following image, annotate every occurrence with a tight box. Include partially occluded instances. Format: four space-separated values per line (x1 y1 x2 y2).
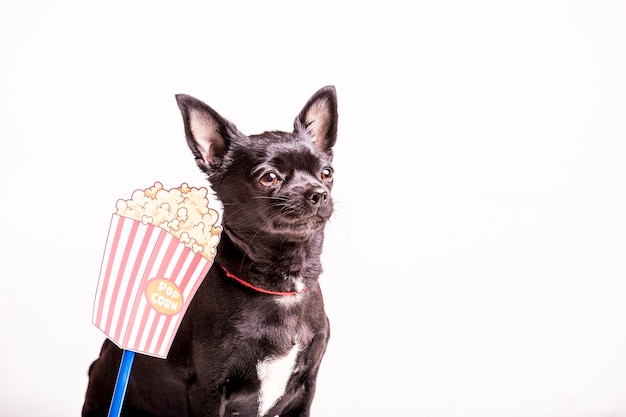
92 214 214 358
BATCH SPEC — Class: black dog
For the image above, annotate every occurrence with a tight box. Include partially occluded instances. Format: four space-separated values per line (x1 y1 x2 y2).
82 86 337 417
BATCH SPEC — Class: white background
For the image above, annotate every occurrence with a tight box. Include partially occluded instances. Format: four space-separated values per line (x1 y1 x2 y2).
1 1 625 416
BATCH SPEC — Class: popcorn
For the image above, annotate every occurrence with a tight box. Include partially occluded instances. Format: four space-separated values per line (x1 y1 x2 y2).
115 182 222 260
93 182 223 358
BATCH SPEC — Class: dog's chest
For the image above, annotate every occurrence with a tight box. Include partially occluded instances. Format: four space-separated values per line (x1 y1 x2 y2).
256 343 300 416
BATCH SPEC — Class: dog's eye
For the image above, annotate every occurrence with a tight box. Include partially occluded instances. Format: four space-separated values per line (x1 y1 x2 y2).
321 167 333 183
259 172 279 187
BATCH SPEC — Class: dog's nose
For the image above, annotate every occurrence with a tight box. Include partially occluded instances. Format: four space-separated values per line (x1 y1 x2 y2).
306 188 329 207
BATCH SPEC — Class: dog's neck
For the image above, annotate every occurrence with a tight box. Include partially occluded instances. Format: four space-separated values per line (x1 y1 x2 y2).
215 226 324 294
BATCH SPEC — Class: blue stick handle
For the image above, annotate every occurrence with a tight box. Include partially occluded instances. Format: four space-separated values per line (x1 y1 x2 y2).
107 349 136 417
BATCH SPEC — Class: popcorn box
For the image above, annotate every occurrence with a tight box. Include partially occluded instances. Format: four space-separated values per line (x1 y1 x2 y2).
92 183 221 358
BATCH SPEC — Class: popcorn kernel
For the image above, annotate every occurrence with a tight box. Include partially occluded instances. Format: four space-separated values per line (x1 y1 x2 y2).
116 182 221 260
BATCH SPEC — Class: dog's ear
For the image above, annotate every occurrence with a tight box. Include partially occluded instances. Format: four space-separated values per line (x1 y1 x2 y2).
294 86 338 152
175 94 241 170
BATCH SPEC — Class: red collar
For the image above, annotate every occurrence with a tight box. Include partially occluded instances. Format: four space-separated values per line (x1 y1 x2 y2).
219 265 308 296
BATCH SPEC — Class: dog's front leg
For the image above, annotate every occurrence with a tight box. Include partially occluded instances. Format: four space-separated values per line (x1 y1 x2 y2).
275 335 329 417
187 381 223 417
273 377 318 417
188 382 262 417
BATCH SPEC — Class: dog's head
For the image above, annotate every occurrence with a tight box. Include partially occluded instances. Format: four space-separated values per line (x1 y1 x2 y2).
176 86 338 244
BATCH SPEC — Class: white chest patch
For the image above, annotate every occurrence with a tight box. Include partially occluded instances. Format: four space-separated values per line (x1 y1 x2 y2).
256 343 300 416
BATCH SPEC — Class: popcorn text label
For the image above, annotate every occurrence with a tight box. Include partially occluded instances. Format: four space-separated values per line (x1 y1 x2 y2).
146 279 183 315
